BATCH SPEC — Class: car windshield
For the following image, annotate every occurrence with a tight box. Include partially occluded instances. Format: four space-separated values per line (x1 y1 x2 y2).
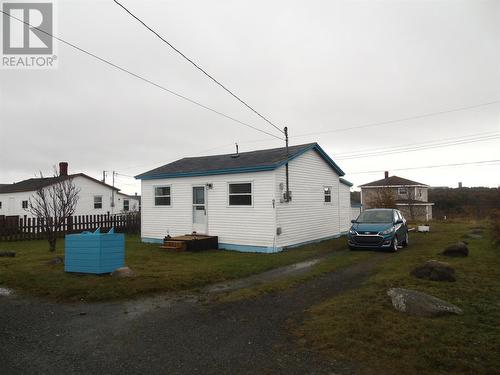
356 210 393 223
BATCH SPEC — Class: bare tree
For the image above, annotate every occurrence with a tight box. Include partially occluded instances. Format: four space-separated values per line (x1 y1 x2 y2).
402 185 416 221
26 168 80 252
369 187 396 208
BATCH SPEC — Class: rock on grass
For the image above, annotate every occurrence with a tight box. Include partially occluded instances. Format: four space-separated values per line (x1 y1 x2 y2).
442 242 469 257
410 260 456 282
111 267 135 277
387 288 463 317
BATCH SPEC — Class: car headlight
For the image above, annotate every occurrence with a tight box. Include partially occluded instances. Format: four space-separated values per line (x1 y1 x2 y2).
349 229 357 235
379 227 395 235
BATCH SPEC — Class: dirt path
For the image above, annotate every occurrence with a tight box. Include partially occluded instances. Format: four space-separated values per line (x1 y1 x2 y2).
0 252 388 375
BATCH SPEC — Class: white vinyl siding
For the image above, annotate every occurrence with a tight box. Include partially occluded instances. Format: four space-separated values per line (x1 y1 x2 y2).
0 176 139 217
339 183 351 232
274 149 343 248
141 171 276 248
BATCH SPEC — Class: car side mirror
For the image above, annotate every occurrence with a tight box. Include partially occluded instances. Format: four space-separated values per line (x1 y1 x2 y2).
351 219 357 223
395 219 404 224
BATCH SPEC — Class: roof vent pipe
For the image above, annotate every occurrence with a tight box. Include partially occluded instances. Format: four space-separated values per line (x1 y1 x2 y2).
231 143 240 158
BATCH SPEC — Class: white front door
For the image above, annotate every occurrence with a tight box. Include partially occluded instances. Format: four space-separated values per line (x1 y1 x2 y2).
192 186 207 234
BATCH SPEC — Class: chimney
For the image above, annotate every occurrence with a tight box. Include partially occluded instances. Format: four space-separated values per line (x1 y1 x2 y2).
458 182 463 188
384 171 389 179
59 162 68 176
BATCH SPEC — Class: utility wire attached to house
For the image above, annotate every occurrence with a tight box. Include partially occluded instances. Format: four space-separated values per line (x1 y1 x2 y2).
0 10 284 142
113 0 285 137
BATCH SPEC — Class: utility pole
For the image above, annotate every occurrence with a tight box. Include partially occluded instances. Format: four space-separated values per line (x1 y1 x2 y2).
284 126 290 202
111 171 116 213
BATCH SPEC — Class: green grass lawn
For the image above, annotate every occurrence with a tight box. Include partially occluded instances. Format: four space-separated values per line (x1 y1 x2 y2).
0 234 350 302
297 221 500 375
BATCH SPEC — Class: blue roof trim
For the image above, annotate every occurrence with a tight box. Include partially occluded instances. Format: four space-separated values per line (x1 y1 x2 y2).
137 143 345 180
339 177 353 187
273 143 345 177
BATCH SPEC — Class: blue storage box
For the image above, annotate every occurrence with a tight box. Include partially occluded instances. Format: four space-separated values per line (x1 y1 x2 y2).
64 228 125 274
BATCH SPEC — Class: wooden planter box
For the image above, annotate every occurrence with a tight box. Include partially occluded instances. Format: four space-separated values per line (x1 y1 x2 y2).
64 228 124 274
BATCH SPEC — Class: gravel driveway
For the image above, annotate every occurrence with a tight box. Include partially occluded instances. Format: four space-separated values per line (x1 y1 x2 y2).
0 252 387 375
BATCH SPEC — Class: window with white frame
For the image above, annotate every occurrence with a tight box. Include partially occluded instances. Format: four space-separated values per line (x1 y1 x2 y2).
324 186 332 203
22 200 28 209
417 188 423 198
123 199 129 211
398 188 408 195
155 186 171 206
94 195 103 209
228 183 252 206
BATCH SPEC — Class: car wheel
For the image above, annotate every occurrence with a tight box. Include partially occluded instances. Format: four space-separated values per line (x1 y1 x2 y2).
403 232 409 247
391 236 399 252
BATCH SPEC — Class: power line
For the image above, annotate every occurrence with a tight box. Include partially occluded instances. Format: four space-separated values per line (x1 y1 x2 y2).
0 10 283 141
348 159 500 175
334 131 500 157
292 100 500 138
113 0 285 136
115 131 500 174
336 133 500 160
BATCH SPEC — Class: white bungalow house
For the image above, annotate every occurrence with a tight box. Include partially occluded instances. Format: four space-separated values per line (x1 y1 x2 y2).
136 143 352 253
0 162 140 218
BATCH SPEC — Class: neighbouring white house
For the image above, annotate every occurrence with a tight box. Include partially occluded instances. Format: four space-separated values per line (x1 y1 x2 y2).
136 143 353 253
0 162 140 218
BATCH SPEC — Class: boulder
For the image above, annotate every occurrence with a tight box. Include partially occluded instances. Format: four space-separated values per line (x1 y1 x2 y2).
0 287 13 296
410 260 456 282
111 267 135 277
46 256 64 265
442 242 469 257
387 288 463 317
0 251 16 257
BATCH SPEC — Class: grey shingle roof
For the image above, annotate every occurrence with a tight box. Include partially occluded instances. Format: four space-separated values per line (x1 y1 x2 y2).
136 142 345 179
360 175 428 187
0 174 119 194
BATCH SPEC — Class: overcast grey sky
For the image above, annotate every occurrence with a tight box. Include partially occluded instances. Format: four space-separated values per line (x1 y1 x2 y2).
1 0 499 194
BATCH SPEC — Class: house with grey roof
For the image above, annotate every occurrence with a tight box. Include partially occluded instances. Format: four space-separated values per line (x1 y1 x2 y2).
359 171 434 221
136 143 353 252
0 162 140 218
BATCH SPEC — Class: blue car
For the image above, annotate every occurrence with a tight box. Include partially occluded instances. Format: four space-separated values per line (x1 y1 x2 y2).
347 208 409 252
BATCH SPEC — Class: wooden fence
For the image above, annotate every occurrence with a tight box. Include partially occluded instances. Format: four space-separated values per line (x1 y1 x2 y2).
0 213 140 241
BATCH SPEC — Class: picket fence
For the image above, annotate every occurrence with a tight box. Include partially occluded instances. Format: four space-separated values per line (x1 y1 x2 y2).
0 213 140 241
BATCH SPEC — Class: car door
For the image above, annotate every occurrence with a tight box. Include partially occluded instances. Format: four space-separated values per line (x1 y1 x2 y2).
395 210 406 239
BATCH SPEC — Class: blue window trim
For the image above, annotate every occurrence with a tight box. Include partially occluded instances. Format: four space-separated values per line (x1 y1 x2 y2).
136 143 345 180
